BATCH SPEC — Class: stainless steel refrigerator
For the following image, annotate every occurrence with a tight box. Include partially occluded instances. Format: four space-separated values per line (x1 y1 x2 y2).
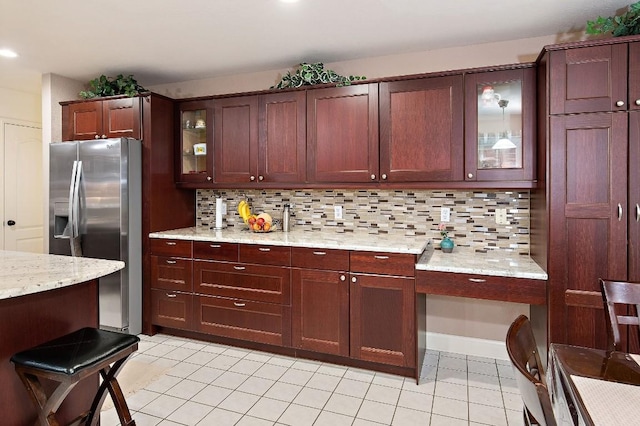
49 138 141 335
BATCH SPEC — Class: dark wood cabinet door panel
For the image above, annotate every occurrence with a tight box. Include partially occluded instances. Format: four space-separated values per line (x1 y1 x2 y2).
549 112 628 348
292 269 349 356
630 111 640 282
416 270 546 305
307 84 379 183
195 295 291 346
149 238 193 258
379 76 464 182
194 260 291 305
291 247 349 271
549 44 628 115
629 43 640 111
350 274 415 367
193 241 239 262
214 96 259 183
239 244 291 266
103 98 141 139
62 101 102 141
151 255 193 292
259 91 306 183
350 251 416 277
150 289 193 330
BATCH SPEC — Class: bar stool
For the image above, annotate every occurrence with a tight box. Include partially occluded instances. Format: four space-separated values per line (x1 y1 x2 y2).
11 327 139 426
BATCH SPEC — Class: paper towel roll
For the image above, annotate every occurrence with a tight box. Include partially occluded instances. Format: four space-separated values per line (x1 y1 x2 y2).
215 198 223 229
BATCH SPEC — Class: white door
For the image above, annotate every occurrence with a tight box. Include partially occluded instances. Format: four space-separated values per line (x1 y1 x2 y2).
2 121 43 253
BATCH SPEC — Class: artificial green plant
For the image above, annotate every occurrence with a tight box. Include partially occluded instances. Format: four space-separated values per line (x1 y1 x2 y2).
587 1 640 36
271 62 366 89
79 74 147 99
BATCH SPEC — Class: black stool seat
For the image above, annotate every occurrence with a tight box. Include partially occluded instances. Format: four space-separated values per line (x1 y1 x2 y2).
12 327 140 375
11 327 139 426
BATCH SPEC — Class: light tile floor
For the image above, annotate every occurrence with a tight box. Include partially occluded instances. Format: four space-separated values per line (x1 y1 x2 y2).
101 334 525 426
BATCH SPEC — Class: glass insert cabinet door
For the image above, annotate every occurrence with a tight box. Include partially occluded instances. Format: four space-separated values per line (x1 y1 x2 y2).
179 100 212 183
464 67 535 182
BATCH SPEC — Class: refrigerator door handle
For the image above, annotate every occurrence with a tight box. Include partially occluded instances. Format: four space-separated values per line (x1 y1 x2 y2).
70 160 83 256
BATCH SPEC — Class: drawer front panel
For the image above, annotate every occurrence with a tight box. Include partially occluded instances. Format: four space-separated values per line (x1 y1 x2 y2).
194 261 291 305
415 270 546 305
239 244 291 266
151 256 193 292
151 289 193 330
195 295 291 346
291 247 349 271
350 251 415 277
150 238 192 258
193 241 239 262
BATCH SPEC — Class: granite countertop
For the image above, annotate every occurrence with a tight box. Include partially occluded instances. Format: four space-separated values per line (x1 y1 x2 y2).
150 227 429 255
0 250 125 300
416 244 548 280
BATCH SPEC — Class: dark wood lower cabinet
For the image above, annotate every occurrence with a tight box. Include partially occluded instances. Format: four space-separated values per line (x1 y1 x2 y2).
292 269 349 356
150 289 193 330
350 274 415 368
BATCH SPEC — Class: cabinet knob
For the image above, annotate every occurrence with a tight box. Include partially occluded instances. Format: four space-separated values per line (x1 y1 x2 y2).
207 176 212 181
636 99 640 106
616 100 625 107
467 173 474 179
258 175 264 181
351 276 357 283
250 175 256 181
381 174 387 180
340 275 346 281
94 135 99 139
370 174 376 180
7 220 16 226
101 134 107 138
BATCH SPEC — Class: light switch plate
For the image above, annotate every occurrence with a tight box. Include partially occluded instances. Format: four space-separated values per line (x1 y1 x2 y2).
334 205 343 220
222 202 227 215
496 208 509 225
440 207 451 222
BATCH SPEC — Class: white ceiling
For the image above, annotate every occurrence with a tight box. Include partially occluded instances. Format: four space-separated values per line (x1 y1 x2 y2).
0 0 632 94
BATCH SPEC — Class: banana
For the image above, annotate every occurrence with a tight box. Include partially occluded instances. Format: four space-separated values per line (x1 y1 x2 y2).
242 204 251 222
237 200 246 217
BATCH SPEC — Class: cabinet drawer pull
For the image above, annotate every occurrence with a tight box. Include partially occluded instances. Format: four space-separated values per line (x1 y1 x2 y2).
258 247 271 252
166 293 177 298
165 260 177 264
233 266 246 270
165 241 177 246
209 244 221 248
468 278 487 283
312 251 327 256
374 255 389 260
233 302 246 307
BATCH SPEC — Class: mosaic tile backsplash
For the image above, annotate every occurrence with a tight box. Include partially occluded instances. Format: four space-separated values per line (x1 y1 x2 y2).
196 189 531 254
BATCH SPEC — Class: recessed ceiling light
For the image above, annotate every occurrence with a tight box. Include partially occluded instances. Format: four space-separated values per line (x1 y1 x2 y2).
0 48 18 58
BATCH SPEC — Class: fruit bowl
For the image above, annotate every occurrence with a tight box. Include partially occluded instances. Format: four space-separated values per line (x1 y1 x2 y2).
246 213 276 233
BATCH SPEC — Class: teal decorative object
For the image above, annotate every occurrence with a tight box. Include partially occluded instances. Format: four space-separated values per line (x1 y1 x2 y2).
440 237 454 253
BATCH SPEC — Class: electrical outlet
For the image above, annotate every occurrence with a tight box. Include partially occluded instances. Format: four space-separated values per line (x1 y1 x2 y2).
334 205 343 220
222 202 227 215
496 208 509 225
440 207 451 222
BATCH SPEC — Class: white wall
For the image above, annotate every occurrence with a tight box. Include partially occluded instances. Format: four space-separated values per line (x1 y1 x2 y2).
0 87 41 123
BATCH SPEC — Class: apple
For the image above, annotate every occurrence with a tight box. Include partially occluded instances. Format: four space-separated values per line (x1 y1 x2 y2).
256 217 265 227
248 216 257 225
252 223 261 231
263 222 271 232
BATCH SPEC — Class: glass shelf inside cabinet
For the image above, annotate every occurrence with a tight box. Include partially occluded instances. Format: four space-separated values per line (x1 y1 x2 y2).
477 80 523 170
181 109 208 175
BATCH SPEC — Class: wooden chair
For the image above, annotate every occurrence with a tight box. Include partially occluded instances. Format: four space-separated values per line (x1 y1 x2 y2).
506 315 556 426
11 327 139 426
600 278 640 352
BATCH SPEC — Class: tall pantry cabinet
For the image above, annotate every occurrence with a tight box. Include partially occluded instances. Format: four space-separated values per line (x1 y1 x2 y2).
536 36 640 351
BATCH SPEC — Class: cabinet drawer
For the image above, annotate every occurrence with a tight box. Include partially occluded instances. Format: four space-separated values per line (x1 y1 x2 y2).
350 251 416 277
291 247 349 271
194 241 239 262
150 289 193 330
239 244 291 266
194 260 291 305
150 239 192 258
415 270 546 305
194 295 291 346
151 256 193 292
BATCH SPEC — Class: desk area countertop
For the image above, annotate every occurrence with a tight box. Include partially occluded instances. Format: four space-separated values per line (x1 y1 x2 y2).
150 227 429 255
0 250 124 300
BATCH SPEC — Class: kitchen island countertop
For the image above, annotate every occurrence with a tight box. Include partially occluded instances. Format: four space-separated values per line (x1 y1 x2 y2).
0 250 124 300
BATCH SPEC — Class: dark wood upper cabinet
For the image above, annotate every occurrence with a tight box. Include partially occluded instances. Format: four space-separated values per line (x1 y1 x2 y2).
464 67 536 182
62 97 141 141
629 111 640 284
176 99 213 184
629 43 640 111
307 84 379 183
549 43 628 115
213 95 259 183
258 91 306 183
379 76 464 182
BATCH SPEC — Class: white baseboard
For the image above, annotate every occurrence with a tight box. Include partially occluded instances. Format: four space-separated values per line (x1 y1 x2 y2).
426 332 508 361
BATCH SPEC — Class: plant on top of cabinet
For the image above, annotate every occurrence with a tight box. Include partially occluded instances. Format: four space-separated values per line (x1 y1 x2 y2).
79 74 147 99
586 1 640 37
271 62 366 89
